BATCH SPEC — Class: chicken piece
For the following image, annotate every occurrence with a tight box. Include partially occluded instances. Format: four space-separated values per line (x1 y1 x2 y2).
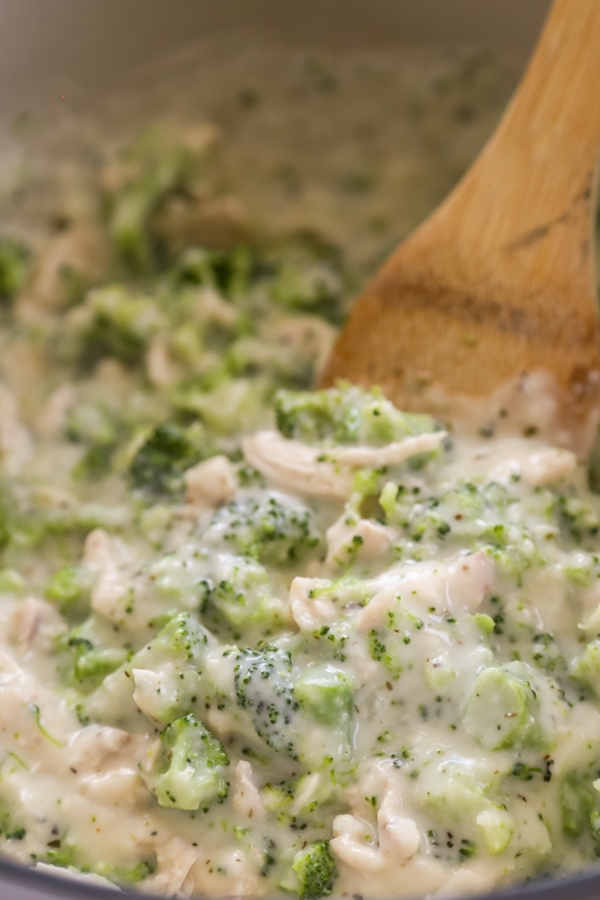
326 515 395 570
192 286 238 329
84 529 139 625
520 447 577 486
242 432 353 500
9 596 66 651
271 315 337 379
331 814 387 873
36 384 77 438
69 725 150 803
289 577 339 631
356 551 493 630
146 336 181 388
231 760 266 820
328 431 447 468
183 455 238 509
243 430 446 500
145 836 198 898
376 789 421 860
20 222 109 312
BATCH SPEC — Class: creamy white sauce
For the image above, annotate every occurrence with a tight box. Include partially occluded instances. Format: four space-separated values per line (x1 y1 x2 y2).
1 37 600 900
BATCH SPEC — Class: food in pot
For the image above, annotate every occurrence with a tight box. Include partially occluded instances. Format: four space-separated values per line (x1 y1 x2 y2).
2 43 600 900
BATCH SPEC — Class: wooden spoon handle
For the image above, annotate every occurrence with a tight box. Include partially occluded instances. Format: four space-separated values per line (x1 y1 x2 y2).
410 0 600 312
321 0 600 418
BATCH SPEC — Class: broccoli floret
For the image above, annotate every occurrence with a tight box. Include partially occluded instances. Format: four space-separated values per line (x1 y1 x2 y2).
295 664 353 726
177 245 258 297
57 614 129 689
64 402 124 483
85 612 217 727
559 773 597 838
269 258 342 320
0 237 29 305
0 799 27 842
106 127 205 272
128 422 211 498
198 554 284 635
275 385 439 446
72 442 119 483
44 565 92 614
234 646 300 758
291 840 338 900
0 499 10 553
95 859 155 886
205 495 323 566
73 285 163 368
140 713 230 811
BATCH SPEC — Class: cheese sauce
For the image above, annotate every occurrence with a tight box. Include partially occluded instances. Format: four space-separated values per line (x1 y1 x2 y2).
2 38 600 900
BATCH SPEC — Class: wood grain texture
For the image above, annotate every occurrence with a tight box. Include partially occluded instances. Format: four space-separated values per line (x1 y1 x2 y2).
321 0 600 421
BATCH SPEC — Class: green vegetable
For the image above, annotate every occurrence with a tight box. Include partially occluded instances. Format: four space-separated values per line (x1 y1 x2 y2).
128 422 210 498
74 285 163 368
570 640 600 696
291 840 338 900
295 663 352 726
275 385 439 446
44 566 91 613
198 555 284 634
140 713 229 811
462 663 548 751
560 773 596 838
95 860 155 886
0 237 29 305
234 646 299 758
84 612 217 726
205 495 323 566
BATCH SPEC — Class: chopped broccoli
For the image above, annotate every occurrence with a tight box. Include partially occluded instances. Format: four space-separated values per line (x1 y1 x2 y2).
205 494 323 566
295 664 352 725
198 554 284 634
58 614 129 689
291 840 338 900
73 285 164 368
176 245 258 298
463 663 548 751
0 237 29 305
106 128 205 272
0 799 27 841
44 565 92 613
128 422 211 498
234 646 300 758
95 859 155 886
560 773 596 838
72 442 119 483
140 713 229 811
85 612 217 726
275 385 439 446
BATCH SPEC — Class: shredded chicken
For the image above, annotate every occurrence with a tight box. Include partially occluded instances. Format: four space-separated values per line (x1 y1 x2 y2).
144 836 198 898
184 454 238 509
356 551 494 630
231 761 266 820
9 596 66 651
326 515 396 569
243 429 446 500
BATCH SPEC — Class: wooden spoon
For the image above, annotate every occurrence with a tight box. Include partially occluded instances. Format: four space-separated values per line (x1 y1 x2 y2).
320 0 600 440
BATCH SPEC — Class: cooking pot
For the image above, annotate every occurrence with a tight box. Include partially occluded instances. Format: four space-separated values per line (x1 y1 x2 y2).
1 2 599 900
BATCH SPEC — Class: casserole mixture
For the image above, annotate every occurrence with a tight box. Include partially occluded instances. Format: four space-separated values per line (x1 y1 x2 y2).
2 44 600 900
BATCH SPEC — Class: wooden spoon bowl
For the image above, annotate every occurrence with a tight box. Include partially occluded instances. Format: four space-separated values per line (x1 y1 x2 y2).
321 0 600 439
